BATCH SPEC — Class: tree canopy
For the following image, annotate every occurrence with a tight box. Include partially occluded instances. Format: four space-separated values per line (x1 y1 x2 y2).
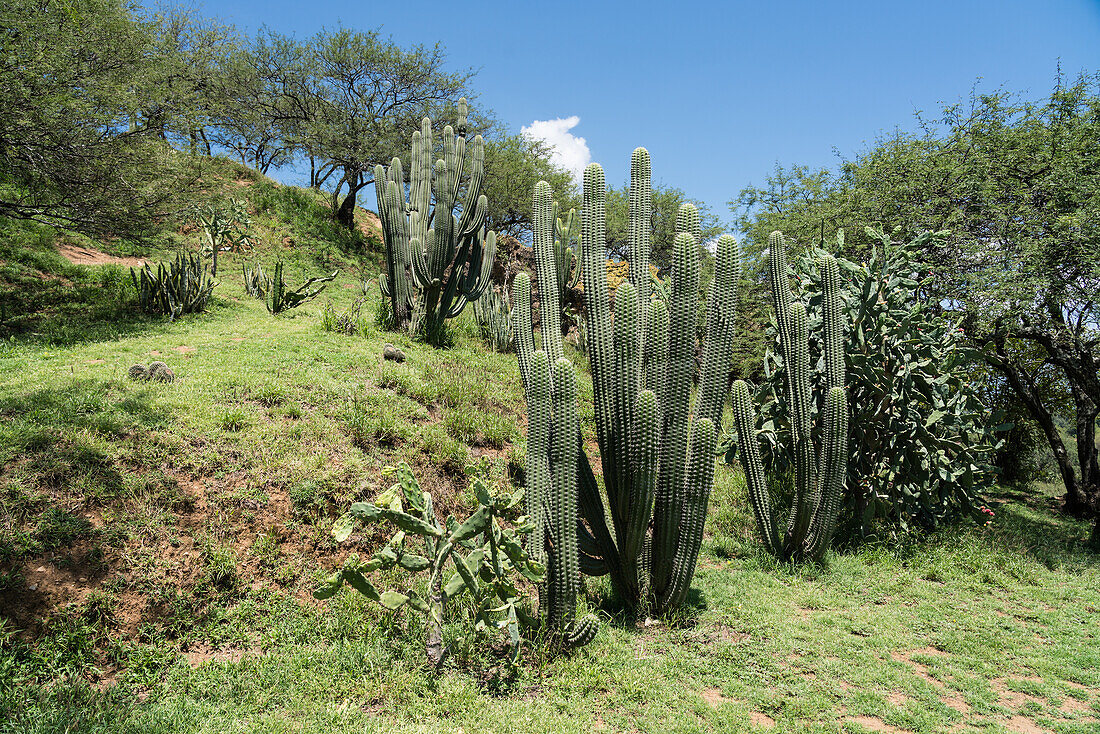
0 0 199 239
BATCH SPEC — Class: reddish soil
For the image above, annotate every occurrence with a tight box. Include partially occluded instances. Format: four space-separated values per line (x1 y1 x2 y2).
57 242 149 267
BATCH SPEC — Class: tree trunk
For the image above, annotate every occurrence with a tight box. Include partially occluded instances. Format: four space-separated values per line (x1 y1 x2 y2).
1071 387 1099 494
987 350 1083 512
335 167 359 229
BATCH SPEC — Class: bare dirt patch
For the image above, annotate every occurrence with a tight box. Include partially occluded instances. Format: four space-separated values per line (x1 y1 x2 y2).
183 643 258 667
701 687 734 707
941 692 971 714
993 678 1044 709
750 711 776 727
57 242 148 267
173 345 197 354
1002 715 1050 733
848 714 911 733
699 689 775 727
357 209 383 239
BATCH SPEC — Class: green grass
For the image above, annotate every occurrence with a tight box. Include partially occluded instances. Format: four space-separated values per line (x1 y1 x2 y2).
1 167 1098 733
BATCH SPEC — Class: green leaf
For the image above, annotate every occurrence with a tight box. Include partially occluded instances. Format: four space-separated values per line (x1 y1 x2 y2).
378 590 409 610
347 502 383 521
343 570 380 602
473 478 493 507
332 514 357 542
397 554 431 572
312 569 344 600
382 509 443 537
404 591 430 614
443 572 467 598
448 506 491 543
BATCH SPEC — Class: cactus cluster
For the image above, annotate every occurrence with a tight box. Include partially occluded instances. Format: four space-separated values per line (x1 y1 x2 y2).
131 253 214 319
316 463 544 666
375 99 497 346
128 361 175 383
472 286 513 353
730 231 849 563
515 151 741 616
242 262 267 299
264 262 337 314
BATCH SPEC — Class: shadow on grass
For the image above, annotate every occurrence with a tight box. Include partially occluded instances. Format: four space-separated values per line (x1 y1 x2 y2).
0 378 167 498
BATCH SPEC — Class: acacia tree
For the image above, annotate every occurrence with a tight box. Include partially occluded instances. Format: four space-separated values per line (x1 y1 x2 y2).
0 0 199 239
303 28 473 229
733 74 1100 546
606 183 722 269
480 134 577 239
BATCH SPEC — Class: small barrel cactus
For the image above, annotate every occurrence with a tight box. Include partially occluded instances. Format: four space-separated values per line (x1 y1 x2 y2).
147 361 176 383
128 364 148 381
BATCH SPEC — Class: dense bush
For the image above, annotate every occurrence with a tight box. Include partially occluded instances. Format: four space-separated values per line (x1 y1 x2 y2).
743 228 1003 542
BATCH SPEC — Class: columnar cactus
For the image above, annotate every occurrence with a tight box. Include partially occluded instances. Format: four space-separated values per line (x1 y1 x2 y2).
472 286 513 353
512 181 598 646
730 231 849 563
553 202 580 316
515 149 741 616
374 99 497 345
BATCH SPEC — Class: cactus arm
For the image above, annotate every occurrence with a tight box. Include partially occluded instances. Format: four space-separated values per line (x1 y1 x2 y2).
579 163 619 529
457 133 486 234
731 380 783 555
783 301 817 555
611 280 640 532
513 272 534 390
408 212 432 288
695 234 742 429
534 181 564 362
644 299 669 398
803 386 849 561
768 231 795 371
622 389 659 568
548 358 580 631
525 351 553 570
662 416 717 609
820 253 846 392
628 147 652 320
651 230 700 600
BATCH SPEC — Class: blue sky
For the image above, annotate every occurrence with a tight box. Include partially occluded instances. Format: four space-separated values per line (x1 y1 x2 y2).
180 0 1100 231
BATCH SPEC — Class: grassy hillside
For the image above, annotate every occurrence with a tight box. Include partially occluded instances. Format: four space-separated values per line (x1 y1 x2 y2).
1 163 1098 734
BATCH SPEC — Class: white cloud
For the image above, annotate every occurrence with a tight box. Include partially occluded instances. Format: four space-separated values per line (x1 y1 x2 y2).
521 116 591 185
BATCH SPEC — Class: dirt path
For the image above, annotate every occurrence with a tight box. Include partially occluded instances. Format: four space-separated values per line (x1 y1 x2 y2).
57 242 149 267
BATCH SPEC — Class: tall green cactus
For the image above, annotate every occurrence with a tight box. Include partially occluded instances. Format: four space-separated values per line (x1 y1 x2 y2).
553 202 580 314
515 149 741 616
374 99 497 345
730 231 849 563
